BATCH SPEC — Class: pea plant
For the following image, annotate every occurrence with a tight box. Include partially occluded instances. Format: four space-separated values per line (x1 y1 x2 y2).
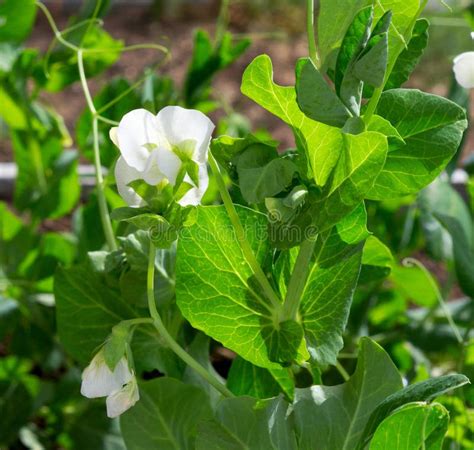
2 0 472 447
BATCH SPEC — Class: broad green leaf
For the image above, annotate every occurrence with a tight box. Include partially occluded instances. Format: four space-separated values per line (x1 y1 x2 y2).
55 263 138 364
389 264 438 307
368 89 467 199
366 115 404 144
196 396 297 450
69 404 126 450
359 374 469 448
120 378 213 450
435 213 474 298
227 356 294 400
55 258 181 376
236 144 297 204
176 205 288 369
211 133 278 168
241 54 341 187
0 0 36 43
0 380 33 445
418 177 472 261
309 131 388 231
295 58 350 127
359 235 393 283
293 338 402 450
300 225 365 366
369 402 449 450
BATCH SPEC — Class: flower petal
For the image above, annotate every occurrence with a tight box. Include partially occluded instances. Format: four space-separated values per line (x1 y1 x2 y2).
115 157 145 207
116 109 161 171
453 52 474 89
106 378 140 418
80 354 132 398
143 148 182 185
109 127 119 147
178 162 209 206
155 106 214 164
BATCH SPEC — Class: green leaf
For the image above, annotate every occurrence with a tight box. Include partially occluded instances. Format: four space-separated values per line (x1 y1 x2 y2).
0 0 37 43
69 403 126 450
377 18 429 94
318 0 419 69
369 402 449 450
359 235 393 283
418 177 472 261
335 6 373 114
227 356 294 400
0 380 33 445
366 115 404 145
435 213 474 298
317 0 370 65
368 89 467 199
236 144 297 204
54 263 138 364
293 338 402 450
300 225 365 366
176 205 289 369
241 54 342 187
295 58 350 127
309 131 388 231
359 374 470 448
196 396 297 450
120 378 213 450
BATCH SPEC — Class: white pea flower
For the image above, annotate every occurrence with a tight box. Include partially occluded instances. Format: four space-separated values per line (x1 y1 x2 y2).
80 352 132 398
453 51 474 89
106 376 140 418
111 106 215 207
80 351 139 418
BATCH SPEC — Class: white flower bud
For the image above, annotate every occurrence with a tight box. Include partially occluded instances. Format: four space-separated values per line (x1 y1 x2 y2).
106 376 140 418
80 352 132 399
453 51 474 89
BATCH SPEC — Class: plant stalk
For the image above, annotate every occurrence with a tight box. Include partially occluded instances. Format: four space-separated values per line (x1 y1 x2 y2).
77 50 117 251
208 153 282 311
146 243 233 398
306 0 319 66
283 238 317 320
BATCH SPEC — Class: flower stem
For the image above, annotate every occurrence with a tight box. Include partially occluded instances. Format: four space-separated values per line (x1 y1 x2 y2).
147 243 233 398
283 238 317 320
77 50 117 251
306 0 319 66
208 153 282 311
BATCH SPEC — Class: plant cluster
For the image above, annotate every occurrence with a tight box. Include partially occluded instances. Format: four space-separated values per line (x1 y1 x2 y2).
1 0 474 449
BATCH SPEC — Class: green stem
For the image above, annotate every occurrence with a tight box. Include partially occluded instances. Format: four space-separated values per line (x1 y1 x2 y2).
119 318 154 328
335 361 350 382
208 153 282 311
77 50 117 251
306 0 319 66
283 238 317 320
147 243 233 398
215 0 230 44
